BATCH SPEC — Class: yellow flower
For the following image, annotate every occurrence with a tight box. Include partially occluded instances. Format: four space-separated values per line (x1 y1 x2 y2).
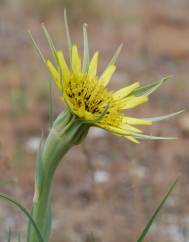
29 13 182 143
47 45 152 143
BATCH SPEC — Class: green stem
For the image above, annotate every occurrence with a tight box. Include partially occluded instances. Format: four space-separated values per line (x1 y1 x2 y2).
27 111 89 242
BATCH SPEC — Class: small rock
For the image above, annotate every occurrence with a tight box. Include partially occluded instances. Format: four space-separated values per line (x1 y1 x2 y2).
25 136 41 153
94 170 111 183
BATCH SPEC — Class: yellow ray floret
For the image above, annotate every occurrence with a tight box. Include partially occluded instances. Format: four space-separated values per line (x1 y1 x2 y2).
57 51 70 80
47 60 62 90
88 52 99 78
99 64 116 86
113 82 140 100
72 45 81 74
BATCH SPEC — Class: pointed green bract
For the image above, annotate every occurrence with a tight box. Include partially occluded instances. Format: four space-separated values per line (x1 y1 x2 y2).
0 192 44 242
144 110 185 123
82 23 90 72
108 43 123 66
130 132 176 140
130 76 171 97
41 24 58 65
28 31 46 65
42 24 64 90
64 9 72 63
137 179 178 242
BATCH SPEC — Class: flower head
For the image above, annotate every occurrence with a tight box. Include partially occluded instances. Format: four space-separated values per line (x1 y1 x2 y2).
47 45 152 143
30 12 183 143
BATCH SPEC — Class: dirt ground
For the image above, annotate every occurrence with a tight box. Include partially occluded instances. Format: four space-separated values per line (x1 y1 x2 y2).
0 0 189 241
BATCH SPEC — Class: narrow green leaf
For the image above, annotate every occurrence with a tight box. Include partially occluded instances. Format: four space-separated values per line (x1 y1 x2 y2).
144 110 185 123
28 31 46 65
0 193 44 242
130 132 176 141
82 23 90 72
130 76 171 97
64 8 72 62
108 43 123 66
137 179 178 242
48 79 54 128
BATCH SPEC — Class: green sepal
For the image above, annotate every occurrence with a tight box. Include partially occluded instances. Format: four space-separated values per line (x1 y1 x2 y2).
41 24 58 65
108 43 123 66
143 110 184 122
64 9 72 64
129 132 176 141
130 76 171 97
28 31 46 65
82 23 90 72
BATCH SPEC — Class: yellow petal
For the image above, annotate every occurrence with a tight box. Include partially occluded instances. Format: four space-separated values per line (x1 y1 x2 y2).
113 82 140 100
57 50 70 80
120 96 148 109
99 124 129 136
47 60 62 90
88 52 99 78
71 45 81 73
98 124 140 143
120 124 142 133
125 136 140 143
99 64 116 86
123 117 152 126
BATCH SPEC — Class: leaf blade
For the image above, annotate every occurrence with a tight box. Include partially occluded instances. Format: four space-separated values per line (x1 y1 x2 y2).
0 192 44 242
137 179 178 242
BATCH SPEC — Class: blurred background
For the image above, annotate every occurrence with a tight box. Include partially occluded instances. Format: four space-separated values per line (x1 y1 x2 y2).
0 0 189 241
